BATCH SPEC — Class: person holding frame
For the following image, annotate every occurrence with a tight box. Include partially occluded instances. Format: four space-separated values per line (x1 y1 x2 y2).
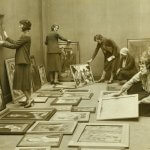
0 19 33 108
87 34 120 84
45 24 71 84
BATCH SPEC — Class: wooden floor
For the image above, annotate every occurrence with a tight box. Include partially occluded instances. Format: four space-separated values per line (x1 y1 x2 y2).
0 83 150 150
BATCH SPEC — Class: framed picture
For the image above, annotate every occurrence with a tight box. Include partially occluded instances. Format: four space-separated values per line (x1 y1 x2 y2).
50 105 72 111
0 108 56 121
17 133 63 147
37 91 62 98
71 106 96 113
19 96 48 103
0 120 34 135
28 121 77 135
51 97 81 106
97 94 139 120
127 38 150 69
70 64 94 87
63 89 91 93
15 147 51 150
53 84 76 89
38 65 48 86
68 123 129 148
50 111 90 122
5 58 24 103
63 92 94 100
79 148 124 150
59 42 80 82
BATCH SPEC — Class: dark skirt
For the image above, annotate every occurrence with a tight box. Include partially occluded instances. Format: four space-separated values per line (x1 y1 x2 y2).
13 64 31 91
47 53 61 74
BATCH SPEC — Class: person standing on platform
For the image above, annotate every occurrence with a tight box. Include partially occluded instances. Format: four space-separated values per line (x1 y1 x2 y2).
45 24 71 84
87 34 120 84
0 19 33 108
117 47 137 84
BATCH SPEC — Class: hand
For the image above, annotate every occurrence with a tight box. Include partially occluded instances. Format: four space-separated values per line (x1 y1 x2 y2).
87 59 93 64
3 31 8 39
140 96 150 104
111 92 122 97
0 41 4 45
67 40 71 43
116 68 121 75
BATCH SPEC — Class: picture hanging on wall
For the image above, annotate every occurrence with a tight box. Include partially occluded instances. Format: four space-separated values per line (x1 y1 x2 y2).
70 64 94 87
59 42 80 82
5 58 24 103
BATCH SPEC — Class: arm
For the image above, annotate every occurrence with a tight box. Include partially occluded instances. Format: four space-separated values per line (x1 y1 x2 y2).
91 43 101 60
2 37 29 49
58 34 68 42
6 37 16 44
123 56 135 70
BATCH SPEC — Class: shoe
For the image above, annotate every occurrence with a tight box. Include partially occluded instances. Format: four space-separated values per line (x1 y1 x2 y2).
20 101 28 106
96 78 105 83
24 99 34 108
107 80 113 84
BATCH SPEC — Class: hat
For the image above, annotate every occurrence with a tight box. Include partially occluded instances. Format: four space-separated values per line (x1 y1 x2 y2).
120 47 129 56
19 19 31 31
0 14 4 18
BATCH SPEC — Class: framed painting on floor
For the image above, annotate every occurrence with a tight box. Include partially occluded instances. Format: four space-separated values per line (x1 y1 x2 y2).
15 147 51 150
59 42 80 82
71 106 96 113
68 123 129 148
17 133 63 147
49 105 72 111
0 108 56 121
5 58 24 103
27 121 77 135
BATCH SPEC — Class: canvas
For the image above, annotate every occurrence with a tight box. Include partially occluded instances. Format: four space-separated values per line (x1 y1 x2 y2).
50 105 72 111
50 111 90 122
127 38 150 69
68 123 129 148
17 133 63 147
27 121 77 135
71 106 96 113
0 120 34 135
0 108 56 121
5 58 24 103
59 42 80 82
15 147 51 150
38 65 48 86
51 97 81 106
97 94 139 120
70 64 94 87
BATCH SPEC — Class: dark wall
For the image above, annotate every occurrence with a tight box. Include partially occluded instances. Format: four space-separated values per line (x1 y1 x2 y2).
0 0 44 103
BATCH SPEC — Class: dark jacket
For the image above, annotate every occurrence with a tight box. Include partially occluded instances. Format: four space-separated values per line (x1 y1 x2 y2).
45 31 68 54
119 54 137 71
2 35 31 65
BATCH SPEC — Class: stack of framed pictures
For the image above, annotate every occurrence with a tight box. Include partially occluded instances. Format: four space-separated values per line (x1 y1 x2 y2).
59 42 80 82
68 123 129 149
0 108 56 121
70 64 94 87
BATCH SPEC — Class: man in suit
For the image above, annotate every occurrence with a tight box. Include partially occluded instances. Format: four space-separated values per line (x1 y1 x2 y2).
117 47 137 83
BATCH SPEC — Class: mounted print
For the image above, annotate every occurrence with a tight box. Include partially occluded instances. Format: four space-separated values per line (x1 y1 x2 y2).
71 106 96 113
5 58 24 103
51 97 81 106
17 133 63 147
68 123 129 148
59 42 80 81
127 38 150 69
27 121 77 135
97 94 139 120
50 111 90 122
50 105 72 111
38 65 48 86
0 120 34 135
15 147 51 150
0 108 56 121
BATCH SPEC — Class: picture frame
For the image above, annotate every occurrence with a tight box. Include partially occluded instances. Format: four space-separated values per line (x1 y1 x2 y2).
37 91 62 98
0 108 56 121
79 148 125 150
68 123 129 148
38 65 48 86
49 105 72 111
63 92 94 100
17 133 63 147
70 64 95 87
19 96 48 103
63 89 91 93
97 94 139 120
59 42 80 82
15 147 51 150
53 84 76 89
5 58 24 103
51 97 81 106
71 106 96 113
127 38 150 69
27 121 77 135
0 120 34 135
50 111 90 122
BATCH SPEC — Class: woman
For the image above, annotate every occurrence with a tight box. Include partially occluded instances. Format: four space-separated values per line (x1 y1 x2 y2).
117 47 137 82
88 34 120 83
0 19 33 108
114 58 150 103
45 24 71 84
